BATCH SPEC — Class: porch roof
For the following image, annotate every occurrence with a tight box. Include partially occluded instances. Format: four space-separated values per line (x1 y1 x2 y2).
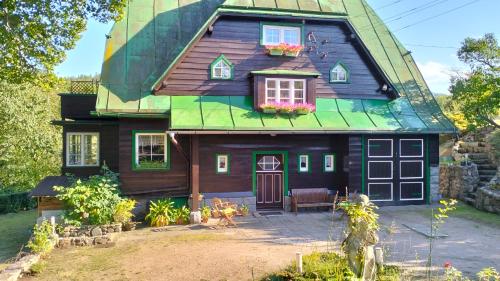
169 96 452 133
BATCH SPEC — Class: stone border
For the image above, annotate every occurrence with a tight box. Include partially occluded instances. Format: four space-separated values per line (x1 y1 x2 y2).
0 254 40 281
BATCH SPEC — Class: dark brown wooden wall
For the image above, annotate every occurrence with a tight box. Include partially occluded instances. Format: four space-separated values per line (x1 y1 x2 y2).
160 17 386 100
348 135 363 194
60 94 97 119
62 123 119 177
198 135 349 194
118 119 189 196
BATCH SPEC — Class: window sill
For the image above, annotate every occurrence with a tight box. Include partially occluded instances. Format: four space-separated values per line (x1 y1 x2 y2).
65 165 99 168
132 167 170 172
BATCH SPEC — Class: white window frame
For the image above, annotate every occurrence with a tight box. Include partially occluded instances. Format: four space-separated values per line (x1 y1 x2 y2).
216 154 229 174
265 78 306 104
134 133 168 168
298 154 309 173
368 139 393 158
66 132 100 167
211 60 231 79
324 154 335 172
399 139 424 158
368 183 394 202
400 182 424 201
262 25 301 46
330 64 348 82
368 161 393 180
400 160 424 179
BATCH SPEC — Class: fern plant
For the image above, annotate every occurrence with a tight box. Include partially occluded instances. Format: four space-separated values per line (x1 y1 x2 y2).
27 220 54 255
113 199 136 224
145 199 175 227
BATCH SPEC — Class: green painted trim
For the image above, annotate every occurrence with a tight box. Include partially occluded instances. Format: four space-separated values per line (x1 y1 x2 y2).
425 135 431 204
297 153 312 173
91 111 169 119
251 70 320 77
215 153 230 175
259 21 305 46
329 61 351 84
361 135 365 194
322 153 336 173
210 54 234 80
252 151 289 197
131 130 171 172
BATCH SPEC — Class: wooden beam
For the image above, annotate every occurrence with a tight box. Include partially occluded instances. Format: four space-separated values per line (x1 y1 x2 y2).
190 135 200 211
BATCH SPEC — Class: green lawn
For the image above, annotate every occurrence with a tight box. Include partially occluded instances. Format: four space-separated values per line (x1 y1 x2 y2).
423 202 500 228
0 210 37 269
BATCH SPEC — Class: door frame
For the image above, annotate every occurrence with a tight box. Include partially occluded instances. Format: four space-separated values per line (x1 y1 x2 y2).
252 151 289 208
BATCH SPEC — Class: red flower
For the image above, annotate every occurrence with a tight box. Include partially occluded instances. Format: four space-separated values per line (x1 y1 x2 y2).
444 261 452 269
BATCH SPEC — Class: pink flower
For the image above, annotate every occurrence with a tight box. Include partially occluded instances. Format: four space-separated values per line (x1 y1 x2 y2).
444 261 452 269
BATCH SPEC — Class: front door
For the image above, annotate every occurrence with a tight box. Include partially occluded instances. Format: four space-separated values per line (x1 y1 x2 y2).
256 155 283 209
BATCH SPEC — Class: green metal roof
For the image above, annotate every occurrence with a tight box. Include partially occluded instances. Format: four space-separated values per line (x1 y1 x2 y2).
251 70 321 77
97 0 456 133
168 95 447 133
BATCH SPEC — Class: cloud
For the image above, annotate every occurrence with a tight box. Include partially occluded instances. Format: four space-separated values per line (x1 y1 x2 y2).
416 61 453 94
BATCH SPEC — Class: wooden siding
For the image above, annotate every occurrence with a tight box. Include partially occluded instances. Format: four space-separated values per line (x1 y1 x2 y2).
118 119 189 196
62 123 119 177
348 135 363 194
428 134 440 166
38 197 63 216
198 135 349 194
60 94 97 119
159 17 387 100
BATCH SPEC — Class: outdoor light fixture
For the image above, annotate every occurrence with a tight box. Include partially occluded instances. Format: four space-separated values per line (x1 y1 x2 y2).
168 132 178 144
382 84 388 91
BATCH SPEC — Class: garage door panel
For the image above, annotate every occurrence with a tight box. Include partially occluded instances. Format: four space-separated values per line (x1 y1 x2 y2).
400 182 424 201
368 183 393 201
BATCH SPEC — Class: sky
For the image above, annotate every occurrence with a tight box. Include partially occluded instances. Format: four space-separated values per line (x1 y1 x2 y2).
55 0 500 94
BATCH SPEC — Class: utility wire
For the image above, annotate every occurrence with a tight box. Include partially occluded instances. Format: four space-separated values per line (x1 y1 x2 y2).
384 0 451 22
404 43 457 49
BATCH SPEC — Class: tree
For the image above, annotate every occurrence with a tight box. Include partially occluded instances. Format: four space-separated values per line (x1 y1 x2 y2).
0 82 62 191
0 0 125 87
450 33 500 129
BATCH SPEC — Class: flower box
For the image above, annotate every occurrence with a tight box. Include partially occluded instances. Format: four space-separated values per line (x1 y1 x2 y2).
260 102 316 115
262 108 277 114
295 109 310 115
268 49 284 56
284 51 300 57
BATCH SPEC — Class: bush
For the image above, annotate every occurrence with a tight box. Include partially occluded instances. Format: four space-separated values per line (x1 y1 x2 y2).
0 191 37 214
54 169 122 226
487 129 500 162
113 199 136 224
145 199 175 227
27 220 54 255
172 205 190 224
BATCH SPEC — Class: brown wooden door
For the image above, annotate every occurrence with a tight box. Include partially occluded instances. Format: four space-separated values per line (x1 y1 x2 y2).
256 155 283 209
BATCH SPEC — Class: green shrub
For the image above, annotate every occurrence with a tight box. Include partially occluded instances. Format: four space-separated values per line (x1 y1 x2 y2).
113 199 136 224
487 129 500 162
0 191 37 214
27 220 54 255
200 206 211 221
172 205 190 224
29 260 47 275
54 169 122 226
145 199 175 227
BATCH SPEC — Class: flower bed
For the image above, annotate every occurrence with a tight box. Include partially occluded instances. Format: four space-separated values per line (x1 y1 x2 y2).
265 43 303 57
259 102 315 115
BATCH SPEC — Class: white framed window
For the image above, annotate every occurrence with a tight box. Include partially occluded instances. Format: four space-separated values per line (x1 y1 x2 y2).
400 160 424 179
400 139 424 158
400 182 424 201
262 24 301 46
265 78 306 104
210 55 233 80
368 183 394 202
216 154 230 174
324 154 335 172
257 156 281 171
368 161 393 180
134 133 168 169
330 63 349 83
368 139 393 158
298 154 309 173
66 133 99 167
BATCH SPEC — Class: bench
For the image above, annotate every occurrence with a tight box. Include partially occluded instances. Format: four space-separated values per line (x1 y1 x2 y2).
291 188 335 214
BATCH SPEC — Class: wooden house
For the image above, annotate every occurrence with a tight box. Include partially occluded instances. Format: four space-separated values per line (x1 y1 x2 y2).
32 0 457 215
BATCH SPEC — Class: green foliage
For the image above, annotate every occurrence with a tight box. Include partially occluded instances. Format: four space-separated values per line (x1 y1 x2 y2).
29 260 47 275
341 199 379 232
477 267 500 281
435 95 470 131
450 33 500 129
54 169 122 226
172 205 191 224
145 199 175 227
487 129 500 162
443 265 499 281
200 206 211 221
113 199 136 224
0 191 37 214
0 1 126 87
27 220 54 255
0 82 61 192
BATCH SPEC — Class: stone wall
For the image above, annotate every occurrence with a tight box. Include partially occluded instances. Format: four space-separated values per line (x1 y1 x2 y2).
439 164 479 200
57 223 121 248
475 176 500 214
430 166 440 202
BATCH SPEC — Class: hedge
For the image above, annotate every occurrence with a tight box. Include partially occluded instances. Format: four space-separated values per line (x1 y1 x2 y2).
0 192 37 214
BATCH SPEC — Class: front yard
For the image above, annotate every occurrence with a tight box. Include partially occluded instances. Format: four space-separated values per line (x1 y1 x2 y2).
0 210 37 271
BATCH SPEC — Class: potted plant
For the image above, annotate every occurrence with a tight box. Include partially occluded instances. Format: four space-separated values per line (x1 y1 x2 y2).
113 199 137 231
239 204 249 216
200 206 211 223
173 206 191 225
260 103 278 114
278 103 295 115
284 45 303 57
294 103 316 115
265 43 288 56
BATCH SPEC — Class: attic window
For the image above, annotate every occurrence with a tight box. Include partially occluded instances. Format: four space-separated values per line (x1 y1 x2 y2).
330 62 350 83
210 55 233 80
262 24 302 46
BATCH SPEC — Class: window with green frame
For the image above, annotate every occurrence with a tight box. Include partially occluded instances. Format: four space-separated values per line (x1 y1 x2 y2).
215 154 230 174
210 55 234 80
329 62 350 83
323 154 335 172
132 131 170 170
297 154 310 173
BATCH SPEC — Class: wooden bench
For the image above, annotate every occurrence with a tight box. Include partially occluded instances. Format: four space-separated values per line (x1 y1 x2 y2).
291 188 335 214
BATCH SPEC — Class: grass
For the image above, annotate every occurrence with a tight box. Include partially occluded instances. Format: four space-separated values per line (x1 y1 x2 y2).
0 210 37 270
421 202 500 228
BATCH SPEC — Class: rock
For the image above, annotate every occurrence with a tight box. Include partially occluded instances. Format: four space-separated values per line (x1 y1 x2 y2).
91 227 102 237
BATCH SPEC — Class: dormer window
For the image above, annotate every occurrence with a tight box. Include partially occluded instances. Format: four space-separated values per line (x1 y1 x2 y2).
262 24 302 46
265 78 306 104
330 62 350 83
210 55 233 80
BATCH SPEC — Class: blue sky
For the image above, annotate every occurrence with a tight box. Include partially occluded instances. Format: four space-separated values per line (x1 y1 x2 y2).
55 0 500 94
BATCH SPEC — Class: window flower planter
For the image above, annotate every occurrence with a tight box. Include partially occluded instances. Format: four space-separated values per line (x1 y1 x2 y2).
265 44 303 57
260 102 315 115
268 49 284 56
262 108 278 114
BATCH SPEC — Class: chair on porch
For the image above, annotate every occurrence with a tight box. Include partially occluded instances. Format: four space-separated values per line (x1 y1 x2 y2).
211 198 238 227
